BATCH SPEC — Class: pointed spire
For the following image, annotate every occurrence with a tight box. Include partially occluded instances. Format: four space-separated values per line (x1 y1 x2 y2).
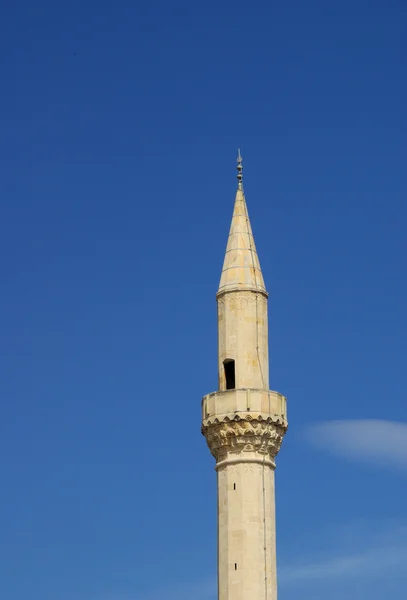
217 153 267 297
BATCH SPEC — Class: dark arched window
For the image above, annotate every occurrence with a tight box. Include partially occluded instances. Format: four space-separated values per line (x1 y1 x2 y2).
223 359 235 390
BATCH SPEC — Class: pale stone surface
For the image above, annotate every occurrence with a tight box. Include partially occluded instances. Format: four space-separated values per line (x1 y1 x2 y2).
217 291 269 390
218 188 266 296
217 461 277 600
202 166 287 600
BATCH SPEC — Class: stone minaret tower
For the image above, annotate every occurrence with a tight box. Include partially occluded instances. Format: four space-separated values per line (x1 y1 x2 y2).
202 153 288 600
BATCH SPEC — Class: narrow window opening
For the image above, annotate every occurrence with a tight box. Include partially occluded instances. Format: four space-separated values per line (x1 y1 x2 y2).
235 563 238 570
233 483 236 490
224 359 235 390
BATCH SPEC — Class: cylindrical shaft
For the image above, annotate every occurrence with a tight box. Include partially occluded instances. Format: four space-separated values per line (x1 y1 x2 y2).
217 457 277 600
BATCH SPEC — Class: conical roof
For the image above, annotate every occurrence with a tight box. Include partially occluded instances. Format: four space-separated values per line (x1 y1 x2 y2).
217 162 267 296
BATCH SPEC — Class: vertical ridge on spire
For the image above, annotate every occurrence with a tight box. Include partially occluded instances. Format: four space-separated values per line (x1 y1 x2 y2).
217 153 267 296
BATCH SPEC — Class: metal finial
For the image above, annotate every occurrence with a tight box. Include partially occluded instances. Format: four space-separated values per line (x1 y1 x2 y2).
237 149 243 189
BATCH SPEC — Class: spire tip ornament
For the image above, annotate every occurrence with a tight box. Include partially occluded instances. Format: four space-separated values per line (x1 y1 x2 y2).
237 149 243 190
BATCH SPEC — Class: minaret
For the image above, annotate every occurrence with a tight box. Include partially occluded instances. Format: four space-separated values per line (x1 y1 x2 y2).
202 153 288 600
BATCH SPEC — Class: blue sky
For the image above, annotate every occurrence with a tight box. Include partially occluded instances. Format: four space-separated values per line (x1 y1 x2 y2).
0 1 405 599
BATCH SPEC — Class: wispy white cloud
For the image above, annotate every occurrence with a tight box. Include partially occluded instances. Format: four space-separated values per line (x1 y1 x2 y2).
305 419 407 470
95 523 407 600
277 520 407 600
143 578 216 600
279 524 407 586
86 577 216 600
